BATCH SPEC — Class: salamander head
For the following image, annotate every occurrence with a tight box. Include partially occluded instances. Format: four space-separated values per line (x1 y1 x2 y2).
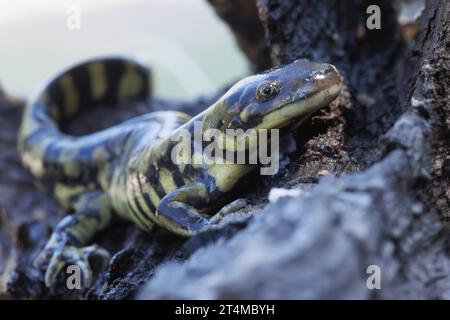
212 59 342 131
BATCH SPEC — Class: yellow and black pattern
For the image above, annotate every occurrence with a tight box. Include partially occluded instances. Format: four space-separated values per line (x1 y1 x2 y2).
18 57 342 287
19 56 151 191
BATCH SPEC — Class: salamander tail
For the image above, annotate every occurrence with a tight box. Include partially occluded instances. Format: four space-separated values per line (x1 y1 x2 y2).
18 55 152 179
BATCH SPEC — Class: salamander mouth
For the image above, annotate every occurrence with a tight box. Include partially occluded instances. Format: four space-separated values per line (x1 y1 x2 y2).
276 113 312 132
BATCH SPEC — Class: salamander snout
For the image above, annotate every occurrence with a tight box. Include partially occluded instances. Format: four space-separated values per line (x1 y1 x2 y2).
298 63 342 99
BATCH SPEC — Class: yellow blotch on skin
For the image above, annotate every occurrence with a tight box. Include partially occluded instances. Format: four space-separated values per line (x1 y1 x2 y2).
97 167 109 191
20 135 54 178
59 75 79 118
63 162 81 178
158 168 177 194
88 62 107 100
202 97 228 129
54 184 87 209
109 171 129 220
93 146 108 164
60 148 81 178
119 63 143 99
208 163 253 193
49 101 61 122
21 152 44 178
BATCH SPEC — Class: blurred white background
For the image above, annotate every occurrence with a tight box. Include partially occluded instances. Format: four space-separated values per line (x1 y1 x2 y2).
0 0 248 99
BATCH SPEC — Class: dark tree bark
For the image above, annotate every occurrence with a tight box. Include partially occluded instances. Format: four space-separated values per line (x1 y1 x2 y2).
1 0 449 299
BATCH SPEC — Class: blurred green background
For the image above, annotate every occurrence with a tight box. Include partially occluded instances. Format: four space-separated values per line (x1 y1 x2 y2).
0 0 248 100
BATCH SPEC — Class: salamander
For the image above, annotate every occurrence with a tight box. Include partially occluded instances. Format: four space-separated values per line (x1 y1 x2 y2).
18 56 342 288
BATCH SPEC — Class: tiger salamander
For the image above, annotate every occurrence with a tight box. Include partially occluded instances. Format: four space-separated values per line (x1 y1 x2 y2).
18 57 342 287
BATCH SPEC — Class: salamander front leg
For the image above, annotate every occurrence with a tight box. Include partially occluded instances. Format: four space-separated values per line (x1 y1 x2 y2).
156 182 220 236
156 183 248 236
34 191 112 288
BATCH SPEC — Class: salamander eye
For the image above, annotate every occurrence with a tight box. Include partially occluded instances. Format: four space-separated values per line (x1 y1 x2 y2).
257 82 281 102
